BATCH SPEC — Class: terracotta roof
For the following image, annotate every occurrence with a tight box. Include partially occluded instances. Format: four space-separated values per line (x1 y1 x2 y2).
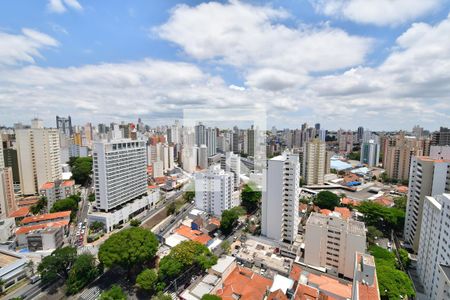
268 289 288 300
40 182 55 190
21 211 71 225
290 263 302 281
334 207 351 220
340 197 359 206
395 186 408 193
294 283 319 300
61 180 75 187
299 203 308 212
320 209 332 216
374 197 394 207
9 207 30 218
307 273 352 299
16 220 69 235
216 266 273 300
175 225 211 245
209 217 221 227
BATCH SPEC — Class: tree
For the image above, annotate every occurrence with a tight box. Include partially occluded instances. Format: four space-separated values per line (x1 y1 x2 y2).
220 209 238 235
393 196 407 210
398 248 411 269
183 190 195 203
313 191 340 210
357 201 405 233
347 151 360 161
90 221 105 232
167 202 176 216
201 295 222 300
220 240 231 254
100 285 126 300
151 292 172 300
71 157 93 185
50 195 79 220
241 184 261 213
136 268 158 291
66 253 100 295
369 246 415 299
366 226 384 245
98 227 159 275
30 196 48 215
129 218 141 227
88 193 95 202
158 241 217 282
37 246 77 283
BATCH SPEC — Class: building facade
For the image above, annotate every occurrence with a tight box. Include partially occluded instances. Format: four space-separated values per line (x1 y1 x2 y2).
304 212 366 279
404 156 450 252
261 151 300 243
16 119 61 195
303 139 326 185
93 139 147 212
194 165 239 216
417 194 450 299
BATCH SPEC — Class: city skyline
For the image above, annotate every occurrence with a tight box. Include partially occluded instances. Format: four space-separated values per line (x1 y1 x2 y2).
0 1 449 129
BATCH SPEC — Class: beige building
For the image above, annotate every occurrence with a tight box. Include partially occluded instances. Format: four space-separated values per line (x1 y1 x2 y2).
382 133 425 181
0 167 17 219
404 156 450 252
303 139 327 185
304 212 366 279
16 119 62 195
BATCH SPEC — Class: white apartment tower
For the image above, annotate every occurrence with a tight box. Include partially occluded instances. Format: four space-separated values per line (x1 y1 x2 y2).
220 152 241 190
304 212 366 279
194 165 239 216
93 139 147 212
16 119 62 195
304 139 326 185
261 151 300 243
417 194 450 299
404 156 450 252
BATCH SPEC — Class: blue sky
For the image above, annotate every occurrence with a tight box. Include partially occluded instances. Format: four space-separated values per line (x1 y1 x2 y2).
0 0 449 130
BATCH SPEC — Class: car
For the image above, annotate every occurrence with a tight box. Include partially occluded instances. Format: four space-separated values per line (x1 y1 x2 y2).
30 275 41 284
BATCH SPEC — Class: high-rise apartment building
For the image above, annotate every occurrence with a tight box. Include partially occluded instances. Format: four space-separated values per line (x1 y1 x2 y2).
206 127 217 157
404 156 450 252
304 212 366 279
220 152 241 190
417 194 450 299
261 151 300 243
16 119 61 195
3 148 20 186
247 126 255 157
0 135 4 169
360 137 380 167
357 126 364 143
56 115 72 137
303 139 326 185
195 123 206 146
92 139 147 212
0 167 17 219
198 144 208 169
432 127 450 146
338 130 353 154
194 165 238 216
383 133 424 181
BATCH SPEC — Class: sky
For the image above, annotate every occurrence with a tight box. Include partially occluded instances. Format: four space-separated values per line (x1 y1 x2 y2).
0 0 449 130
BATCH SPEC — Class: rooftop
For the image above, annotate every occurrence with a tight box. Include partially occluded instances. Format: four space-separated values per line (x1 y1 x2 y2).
16 220 69 235
21 211 71 225
0 251 20 268
8 207 30 218
216 266 273 300
175 224 211 245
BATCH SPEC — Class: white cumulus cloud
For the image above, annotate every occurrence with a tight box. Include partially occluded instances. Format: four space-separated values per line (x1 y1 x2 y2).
310 0 442 26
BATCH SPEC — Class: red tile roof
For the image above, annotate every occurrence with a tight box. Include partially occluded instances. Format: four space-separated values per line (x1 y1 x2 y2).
16 220 69 235
268 289 288 300
209 217 221 227
290 263 302 281
216 266 273 300
320 209 332 216
334 207 351 220
294 283 319 300
21 211 71 225
9 207 30 218
175 224 211 245
340 197 359 206
40 182 55 190
307 273 352 299
61 180 75 187
374 197 394 207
